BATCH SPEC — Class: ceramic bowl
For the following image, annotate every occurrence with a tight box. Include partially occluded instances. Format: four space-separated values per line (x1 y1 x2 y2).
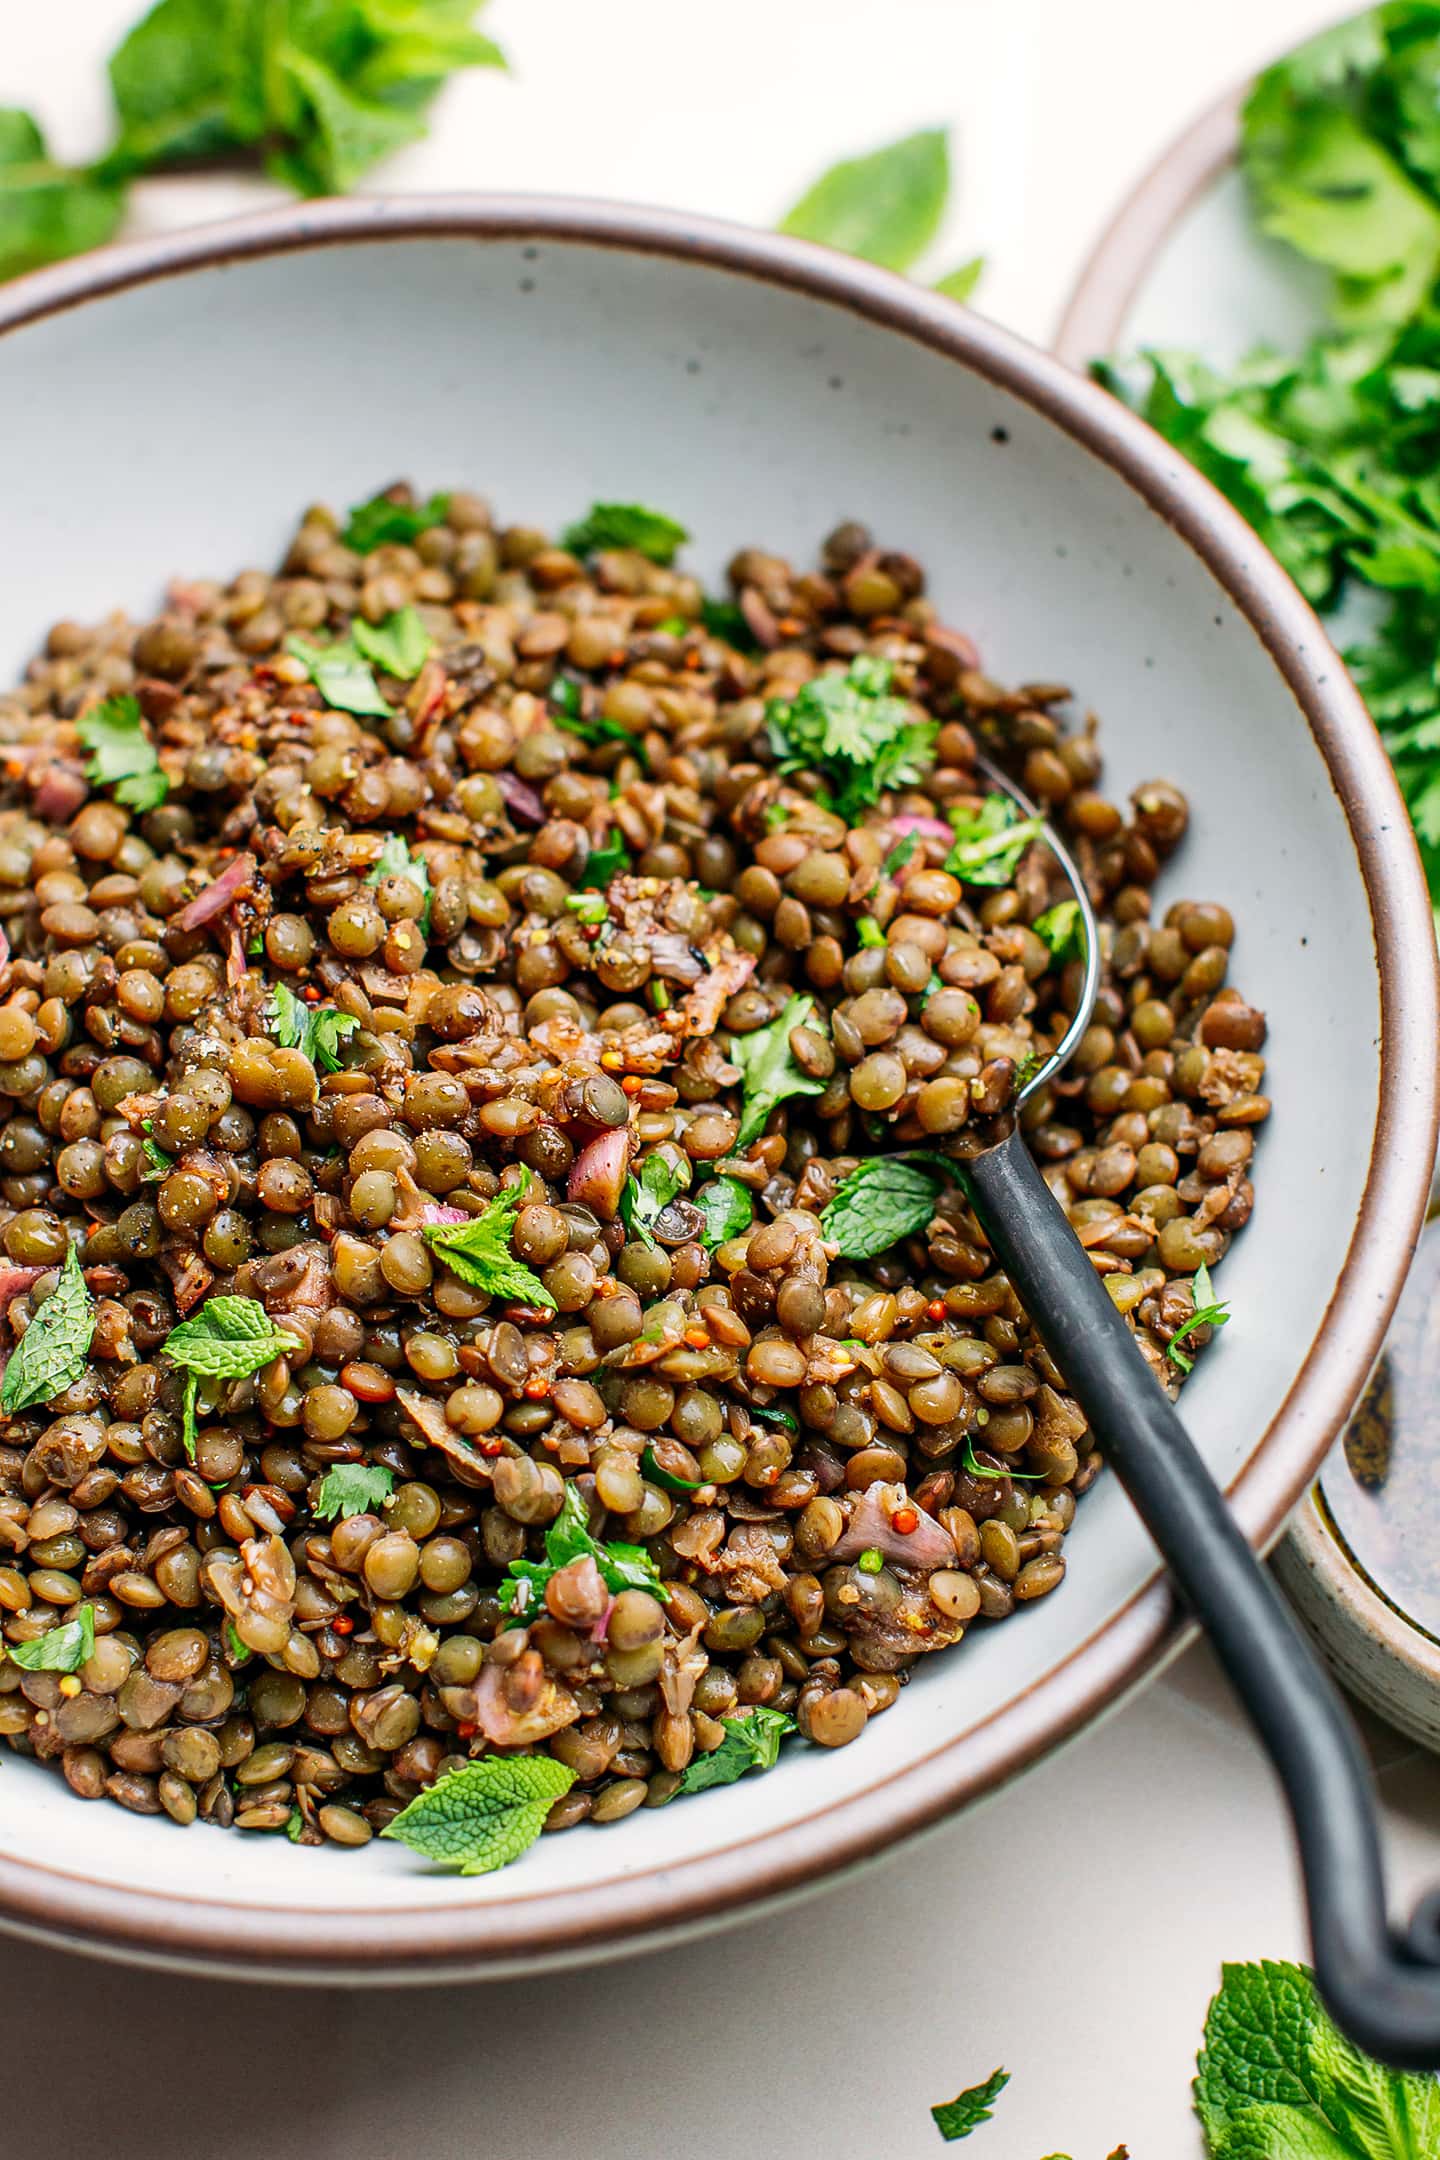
0 196 1434 1983
1055 80 1440 1756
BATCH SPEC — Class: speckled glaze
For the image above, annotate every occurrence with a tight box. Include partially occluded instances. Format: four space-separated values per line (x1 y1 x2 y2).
0 195 1434 1982
1057 90 1440 1761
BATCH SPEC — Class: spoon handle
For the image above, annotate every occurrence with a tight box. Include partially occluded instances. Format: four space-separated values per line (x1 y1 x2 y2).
958 1125 1440 2069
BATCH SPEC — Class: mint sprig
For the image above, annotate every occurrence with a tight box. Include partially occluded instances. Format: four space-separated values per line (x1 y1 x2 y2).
380 1757 575 1876
420 1167 555 1310
500 1478 661 1616
162 1295 299 1460
0 1244 94 1415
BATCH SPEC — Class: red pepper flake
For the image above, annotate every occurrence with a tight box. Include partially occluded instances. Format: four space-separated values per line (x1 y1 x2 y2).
301 984 321 1002
478 1437 504 1458
607 649 628 669
522 1377 550 1399
927 1298 947 1321
330 1615 354 1636
456 1720 480 1741
621 1074 644 1094
891 1505 920 1535
683 1325 710 1349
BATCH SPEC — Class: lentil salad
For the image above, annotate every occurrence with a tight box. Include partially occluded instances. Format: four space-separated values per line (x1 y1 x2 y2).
0 486 1268 1865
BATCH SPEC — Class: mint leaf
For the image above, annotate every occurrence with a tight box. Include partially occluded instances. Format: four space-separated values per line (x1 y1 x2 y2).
421 1167 556 1310
367 833 433 933
945 794 1044 885
779 127 950 272
266 981 359 1072
822 1156 947 1259
562 502 689 565
381 1757 574 1876
1212 2111 1353 2159
934 256 984 304
1166 1260 1232 1375
693 1175 754 1248
1194 1962 1325 2141
499 1478 661 1615
0 1245 94 1415
4 1603 95 1673
676 1705 796 1795
732 991 827 1148
929 2067 1010 2141
641 1443 705 1496
1306 2012 1440 2159
343 489 450 553
766 654 937 822
620 1153 689 1252
313 1463 395 1523
164 1296 297 1381
1034 898 1085 961
285 632 390 717
0 107 123 284
351 606 431 680
76 694 168 813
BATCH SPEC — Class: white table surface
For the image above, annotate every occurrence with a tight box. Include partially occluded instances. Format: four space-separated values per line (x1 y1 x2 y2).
6 3 1437 2154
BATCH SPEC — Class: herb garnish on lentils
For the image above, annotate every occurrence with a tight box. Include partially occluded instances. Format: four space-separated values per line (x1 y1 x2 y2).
0 484 1263 1861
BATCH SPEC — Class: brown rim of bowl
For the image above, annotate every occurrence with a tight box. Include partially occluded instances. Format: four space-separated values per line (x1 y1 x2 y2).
0 192 1435 1980
1275 1493 1440 1750
1052 85 1244 367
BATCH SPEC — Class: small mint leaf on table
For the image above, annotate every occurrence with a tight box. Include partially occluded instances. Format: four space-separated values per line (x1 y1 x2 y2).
0 1244 95 1415
930 2066 1009 2141
934 257 984 304
676 1706 796 1795
779 127 950 273
3 1603 95 1673
0 107 124 284
381 1757 575 1876
1193 1961 1324 2140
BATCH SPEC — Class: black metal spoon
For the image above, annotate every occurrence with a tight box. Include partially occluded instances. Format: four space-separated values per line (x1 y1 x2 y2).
954 754 1440 2068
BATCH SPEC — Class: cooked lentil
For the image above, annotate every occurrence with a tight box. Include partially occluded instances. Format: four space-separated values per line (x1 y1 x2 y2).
0 488 1267 1850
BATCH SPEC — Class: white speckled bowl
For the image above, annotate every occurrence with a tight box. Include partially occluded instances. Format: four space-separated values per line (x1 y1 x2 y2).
0 196 1434 1982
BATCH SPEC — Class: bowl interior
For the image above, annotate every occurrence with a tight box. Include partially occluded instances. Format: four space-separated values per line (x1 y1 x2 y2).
0 212 1400 1958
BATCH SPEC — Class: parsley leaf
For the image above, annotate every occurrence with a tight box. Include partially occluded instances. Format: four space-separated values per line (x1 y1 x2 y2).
766 654 938 821
421 1168 556 1310
367 833 433 933
500 1478 662 1616
381 1757 575 1876
620 1154 690 1251
945 794 1045 885
693 1175 755 1248
351 606 431 680
551 678 652 769
76 694 168 813
732 992 827 1148
3 1603 95 1673
0 107 123 285
577 827 631 889
0 1245 94 1415
266 981 360 1072
779 127 950 273
675 1705 796 1795
343 489 451 553
562 503 689 565
163 1296 299 1461
930 2067 1010 2142
1166 1261 1232 1376
313 1463 395 1522
285 631 390 717
822 1155 948 1259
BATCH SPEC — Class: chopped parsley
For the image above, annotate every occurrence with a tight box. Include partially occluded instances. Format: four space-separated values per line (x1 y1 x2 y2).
266 981 359 1072
766 654 938 822
76 693 168 813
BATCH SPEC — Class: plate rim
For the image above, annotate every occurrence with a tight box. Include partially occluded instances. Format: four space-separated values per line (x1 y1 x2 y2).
0 188 1435 1977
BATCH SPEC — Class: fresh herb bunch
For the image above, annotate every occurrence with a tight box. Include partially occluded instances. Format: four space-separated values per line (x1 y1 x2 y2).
1097 4 1440 912
0 1 506 285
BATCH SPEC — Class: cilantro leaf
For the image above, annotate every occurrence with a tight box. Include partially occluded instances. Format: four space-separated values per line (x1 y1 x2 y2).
76 694 168 813
732 992 827 1148
562 503 689 565
675 1705 796 1795
4 1603 95 1673
779 127 950 272
822 1156 947 1259
930 2068 1010 2142
1166 1261 1232 1375
266 981 360 1072
351 606 431 680
499 1478 662 1615
693 1175 754 1248
577 827 632 888
0 1245 94 1415
285 631 391 717
343 489 451 553
945 794 1045 885
766 655 938 821
367 833 433 933
381 1757 574 1876
0 107 123 285
313 1463 395 1522
421 1168 556 1310
620 1154 690 1251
